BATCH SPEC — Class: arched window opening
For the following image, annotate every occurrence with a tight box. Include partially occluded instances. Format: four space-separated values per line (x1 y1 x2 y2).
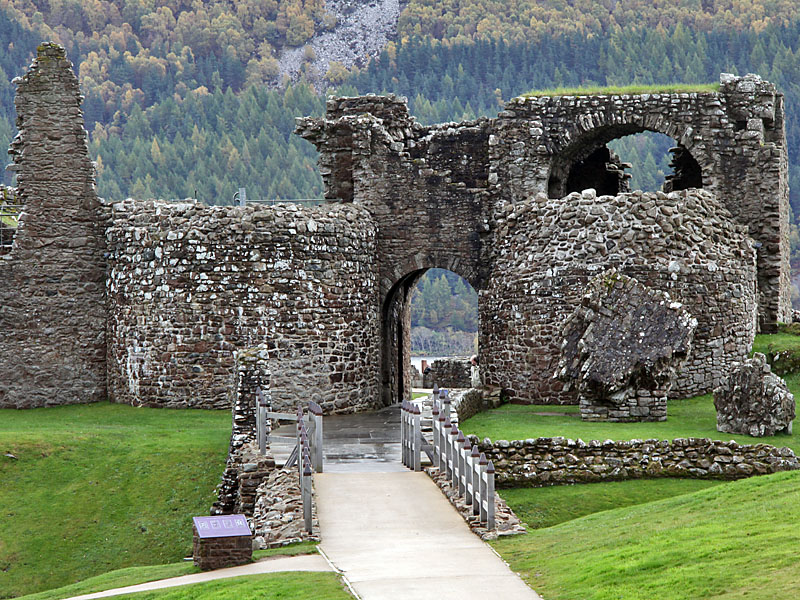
549 129 703 199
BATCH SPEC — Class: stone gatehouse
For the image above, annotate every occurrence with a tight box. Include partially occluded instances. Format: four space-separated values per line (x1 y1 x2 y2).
0 44 789 411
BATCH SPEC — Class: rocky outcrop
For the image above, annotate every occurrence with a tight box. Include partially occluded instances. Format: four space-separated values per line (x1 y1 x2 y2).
278 0 403 89
714 353 795 437
557 269 697 421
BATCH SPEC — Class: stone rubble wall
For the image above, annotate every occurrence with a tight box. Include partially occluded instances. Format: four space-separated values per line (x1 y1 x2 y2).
558 269 697 422
252 468 319 548
482 188 757 404
106 200 381 412
472 435 799 488
0 43 108 409
714 352 795 437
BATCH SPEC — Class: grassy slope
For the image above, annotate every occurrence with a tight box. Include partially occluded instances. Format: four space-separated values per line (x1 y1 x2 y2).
500 478 722 530
0 403 231 598
101 572 351 600
495 470 800 600
14 542 321 600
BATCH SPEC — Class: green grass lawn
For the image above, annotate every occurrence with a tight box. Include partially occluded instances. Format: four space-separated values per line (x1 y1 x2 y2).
494 470 800 600
0 403 231 598
461 393 800 454
93 572 351 599
500 478 722 530
14 542 321 600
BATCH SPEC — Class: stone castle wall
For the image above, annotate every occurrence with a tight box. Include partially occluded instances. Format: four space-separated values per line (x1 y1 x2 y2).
491 77 790 331
0 44 788 412
481 188 757 403
106 199 381 412
0 44 107 409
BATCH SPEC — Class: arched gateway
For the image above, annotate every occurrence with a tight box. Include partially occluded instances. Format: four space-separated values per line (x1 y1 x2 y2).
0 44 789 410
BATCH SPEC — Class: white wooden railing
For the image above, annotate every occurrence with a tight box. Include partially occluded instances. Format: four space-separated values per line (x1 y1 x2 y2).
401 391 496 530
254 388 322 533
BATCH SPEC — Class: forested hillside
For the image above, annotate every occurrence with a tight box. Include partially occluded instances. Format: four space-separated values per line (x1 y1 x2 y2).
1 1 800 349
1 2 800 208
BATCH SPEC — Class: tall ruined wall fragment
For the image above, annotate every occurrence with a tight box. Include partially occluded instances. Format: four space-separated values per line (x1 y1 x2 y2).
0 43 107 408
482 188 757 403
106 200 380 413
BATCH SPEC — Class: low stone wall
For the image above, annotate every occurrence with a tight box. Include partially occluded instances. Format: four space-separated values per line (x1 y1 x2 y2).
471 435 799 487
252 468 319 548
424 358 471 389
212 358 274 516
450 388 487 422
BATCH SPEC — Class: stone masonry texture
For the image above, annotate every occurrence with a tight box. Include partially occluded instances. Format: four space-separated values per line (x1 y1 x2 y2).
0 43 790 412
0 44 107 408
472 435 799 488
557 269 697 421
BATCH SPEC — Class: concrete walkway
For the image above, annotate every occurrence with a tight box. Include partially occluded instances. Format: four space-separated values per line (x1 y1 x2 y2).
60 554 332 600
315 471 541 600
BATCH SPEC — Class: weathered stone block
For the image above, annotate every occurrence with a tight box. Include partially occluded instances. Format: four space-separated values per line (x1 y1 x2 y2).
714 353 795 437
557 269 697 421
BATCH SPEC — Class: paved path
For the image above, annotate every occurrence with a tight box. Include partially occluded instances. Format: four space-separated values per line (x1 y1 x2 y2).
315 471 541 600
60 554 332 600
272 405 405 472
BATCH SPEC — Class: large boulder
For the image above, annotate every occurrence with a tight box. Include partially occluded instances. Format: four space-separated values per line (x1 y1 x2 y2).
714 353 795 437
556 269 697 422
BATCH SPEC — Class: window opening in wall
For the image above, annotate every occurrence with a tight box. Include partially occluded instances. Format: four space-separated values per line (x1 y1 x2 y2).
550 130 704 199
0 196 21 256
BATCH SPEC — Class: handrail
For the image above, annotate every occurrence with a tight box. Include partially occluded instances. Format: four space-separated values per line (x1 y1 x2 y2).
401 390 496 530
253 387 323 534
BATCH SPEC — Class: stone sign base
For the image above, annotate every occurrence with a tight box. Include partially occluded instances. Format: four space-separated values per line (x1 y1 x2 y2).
192 526 252 571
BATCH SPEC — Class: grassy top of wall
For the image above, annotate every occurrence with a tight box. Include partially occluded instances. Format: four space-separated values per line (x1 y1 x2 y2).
520 83 720 98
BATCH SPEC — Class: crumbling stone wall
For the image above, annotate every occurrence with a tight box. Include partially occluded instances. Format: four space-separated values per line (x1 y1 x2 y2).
557 270 697 421
0 45 789 414
297 96 492 405
0 43 107 409
473 435 799 487
107 200 381 412
491 75 790 330
424 358 472 389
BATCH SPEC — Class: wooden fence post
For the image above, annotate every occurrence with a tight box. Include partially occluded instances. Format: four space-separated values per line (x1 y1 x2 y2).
302 458 313 533
486 460 496 530
470 445 481 516
463 437 473 506
479 452 488 524
442 417 453 479
449 425 459 487
412 405 422 472
456 430 466 496
308 401 323 473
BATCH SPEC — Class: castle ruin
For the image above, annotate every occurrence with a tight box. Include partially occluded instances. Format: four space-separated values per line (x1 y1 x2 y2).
0 44 790 411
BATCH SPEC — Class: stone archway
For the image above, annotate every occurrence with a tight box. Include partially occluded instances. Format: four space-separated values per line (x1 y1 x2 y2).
380 264 481 407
